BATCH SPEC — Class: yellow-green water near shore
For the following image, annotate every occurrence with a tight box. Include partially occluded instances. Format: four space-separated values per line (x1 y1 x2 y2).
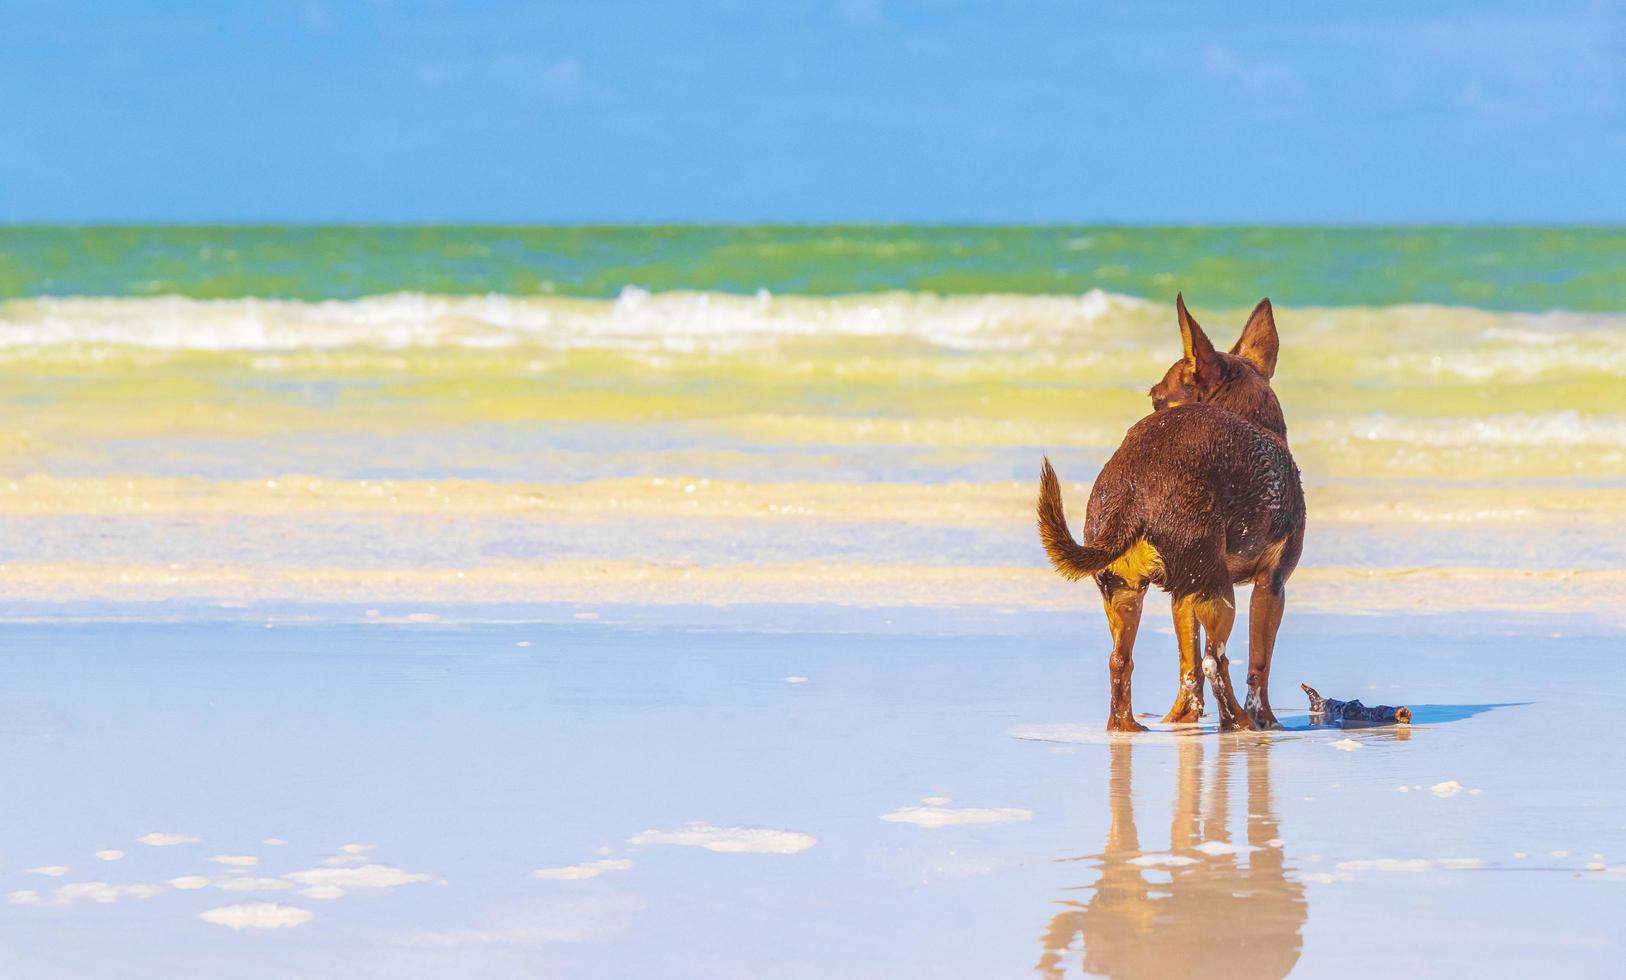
1 289 1622 621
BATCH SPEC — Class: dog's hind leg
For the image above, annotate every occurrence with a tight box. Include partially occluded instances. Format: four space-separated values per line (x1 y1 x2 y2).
1100 578 1150 733
1244 572 1286 730
1193 586 1254 732
1162 595 1206 723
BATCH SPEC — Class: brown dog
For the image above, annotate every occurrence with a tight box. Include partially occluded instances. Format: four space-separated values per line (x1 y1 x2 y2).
1037 295 1304 732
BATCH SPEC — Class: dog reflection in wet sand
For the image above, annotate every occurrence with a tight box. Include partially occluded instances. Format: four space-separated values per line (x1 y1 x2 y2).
1038 739 1306 979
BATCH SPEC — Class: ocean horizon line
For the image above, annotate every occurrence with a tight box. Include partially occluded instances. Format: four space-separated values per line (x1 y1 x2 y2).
5 220 1626 230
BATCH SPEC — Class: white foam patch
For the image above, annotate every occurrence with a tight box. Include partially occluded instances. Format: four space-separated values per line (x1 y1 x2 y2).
300 885 347 900
880 805 1034 829
198 902 314 931
138 832 200 847
532 859 634 881
1437 858 1487 869
285 864 433 889
91 882 165 901
27 882 168 906
628 822 816 854
1128 853 1199 867
1330 739 1362 751
1195 840 1258 856
1301 872 1340 884
1430 780 1474 797
169 876 212 890
210 855 259 867
94 850 125 862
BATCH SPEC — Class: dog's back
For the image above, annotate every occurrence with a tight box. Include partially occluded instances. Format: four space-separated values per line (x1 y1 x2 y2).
1059 404 1303 598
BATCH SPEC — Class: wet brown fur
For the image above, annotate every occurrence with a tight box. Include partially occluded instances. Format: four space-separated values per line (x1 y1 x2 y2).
1037 295 1305 733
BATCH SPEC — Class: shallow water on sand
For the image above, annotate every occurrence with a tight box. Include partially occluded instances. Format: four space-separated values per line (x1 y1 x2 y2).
2 613 1620 978
3 287 1624 631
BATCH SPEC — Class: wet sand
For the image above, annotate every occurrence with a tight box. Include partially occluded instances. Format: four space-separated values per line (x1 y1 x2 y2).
1 611 1621 978
0 475 1621 626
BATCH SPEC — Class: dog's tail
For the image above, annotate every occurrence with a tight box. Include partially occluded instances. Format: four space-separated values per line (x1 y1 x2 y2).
1038 457 1123 581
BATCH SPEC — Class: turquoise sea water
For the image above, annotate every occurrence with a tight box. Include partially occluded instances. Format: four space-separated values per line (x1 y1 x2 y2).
2 225 1624 310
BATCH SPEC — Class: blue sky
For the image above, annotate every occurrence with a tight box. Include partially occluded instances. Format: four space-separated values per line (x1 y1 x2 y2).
1 0 1621 222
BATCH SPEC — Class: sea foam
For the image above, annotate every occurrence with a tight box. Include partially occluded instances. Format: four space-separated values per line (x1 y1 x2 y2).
4 292 1625 393
0 290 1141 352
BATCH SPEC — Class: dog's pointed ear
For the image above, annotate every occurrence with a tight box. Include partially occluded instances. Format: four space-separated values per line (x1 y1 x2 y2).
1177 293 1219 379
1231 298 1279 379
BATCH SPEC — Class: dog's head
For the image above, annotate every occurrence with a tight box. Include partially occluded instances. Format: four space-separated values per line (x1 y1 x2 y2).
1149 294 1286 436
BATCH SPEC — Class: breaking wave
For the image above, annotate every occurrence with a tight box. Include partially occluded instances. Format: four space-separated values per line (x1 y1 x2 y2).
2 290 1624 381
0 289 1143 352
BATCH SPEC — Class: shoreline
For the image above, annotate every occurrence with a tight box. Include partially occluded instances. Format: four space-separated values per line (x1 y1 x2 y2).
0 562 1619 625
0 475 1618 623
